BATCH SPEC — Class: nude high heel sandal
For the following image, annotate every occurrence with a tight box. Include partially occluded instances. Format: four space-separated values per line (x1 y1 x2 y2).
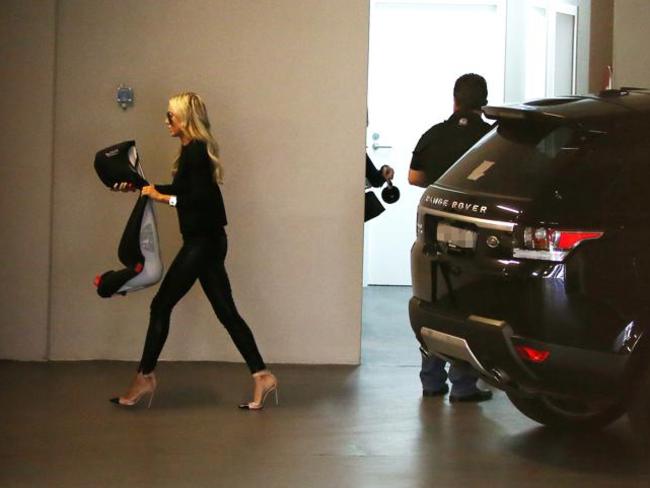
238 371 279 410
110 372 157 408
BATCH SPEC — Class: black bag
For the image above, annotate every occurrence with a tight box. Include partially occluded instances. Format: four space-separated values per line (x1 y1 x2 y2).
364 191 385 222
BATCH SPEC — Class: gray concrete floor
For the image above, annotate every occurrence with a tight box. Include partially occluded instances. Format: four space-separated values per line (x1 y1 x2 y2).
1 285 648 487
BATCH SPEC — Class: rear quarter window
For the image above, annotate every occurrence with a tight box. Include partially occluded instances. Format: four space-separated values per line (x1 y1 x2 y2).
602 126 650 218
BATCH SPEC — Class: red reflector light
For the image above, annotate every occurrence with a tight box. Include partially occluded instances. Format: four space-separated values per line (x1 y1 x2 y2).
515 345 550 363
93 275 102 287
134 263 144 273
554 231 603 250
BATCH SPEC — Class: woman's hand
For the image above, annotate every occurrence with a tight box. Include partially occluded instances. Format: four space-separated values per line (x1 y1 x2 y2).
111 182 136 192
141 185 165 202
380 165 395 182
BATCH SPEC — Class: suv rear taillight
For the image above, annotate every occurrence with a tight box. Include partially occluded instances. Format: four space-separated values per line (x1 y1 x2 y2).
513 227 603 261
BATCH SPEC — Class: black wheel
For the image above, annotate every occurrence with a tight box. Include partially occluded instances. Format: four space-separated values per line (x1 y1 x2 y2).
507 391 624 430
628 366 650 447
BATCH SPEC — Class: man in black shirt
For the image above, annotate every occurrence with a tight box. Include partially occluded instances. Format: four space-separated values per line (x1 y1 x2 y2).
409 73 493 402
409 74 492 187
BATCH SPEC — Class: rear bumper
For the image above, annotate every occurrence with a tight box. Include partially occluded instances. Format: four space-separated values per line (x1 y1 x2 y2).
409 297 629 401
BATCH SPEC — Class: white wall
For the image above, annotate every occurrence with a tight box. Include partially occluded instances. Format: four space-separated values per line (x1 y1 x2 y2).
613 0 650 87
0 1 56 360
3 0 370 365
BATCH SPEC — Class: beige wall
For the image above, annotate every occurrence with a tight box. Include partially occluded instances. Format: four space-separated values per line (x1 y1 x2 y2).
0 0 370 365
588 0 613 92
613 0 650 87
0 1 56 360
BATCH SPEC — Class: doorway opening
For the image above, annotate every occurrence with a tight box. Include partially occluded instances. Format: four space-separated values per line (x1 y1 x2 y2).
361 0 584 366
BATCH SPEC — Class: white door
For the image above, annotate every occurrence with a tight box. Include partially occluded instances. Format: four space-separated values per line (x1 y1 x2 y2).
364 0 506 285
506 0 580 102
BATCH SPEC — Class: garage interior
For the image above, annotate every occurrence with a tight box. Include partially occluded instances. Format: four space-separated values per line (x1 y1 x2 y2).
1 1 649 487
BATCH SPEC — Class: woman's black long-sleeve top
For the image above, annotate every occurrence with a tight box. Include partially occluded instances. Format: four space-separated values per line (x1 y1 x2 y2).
155 140 227 238
366 155 386 188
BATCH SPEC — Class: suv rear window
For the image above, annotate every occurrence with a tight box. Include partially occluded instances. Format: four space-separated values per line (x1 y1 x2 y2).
436 121 597 200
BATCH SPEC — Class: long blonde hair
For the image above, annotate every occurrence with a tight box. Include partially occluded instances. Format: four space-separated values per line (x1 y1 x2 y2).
168 92 223 184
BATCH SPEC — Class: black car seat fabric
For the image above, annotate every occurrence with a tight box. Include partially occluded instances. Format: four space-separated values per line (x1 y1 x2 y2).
93 141 163 297
94 140 149 190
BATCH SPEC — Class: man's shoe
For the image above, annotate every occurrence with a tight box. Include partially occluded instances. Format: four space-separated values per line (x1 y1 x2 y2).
423 384 449 397
449 389 493 403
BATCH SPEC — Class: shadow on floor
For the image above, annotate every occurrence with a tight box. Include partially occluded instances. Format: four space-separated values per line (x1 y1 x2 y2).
503 423 648 475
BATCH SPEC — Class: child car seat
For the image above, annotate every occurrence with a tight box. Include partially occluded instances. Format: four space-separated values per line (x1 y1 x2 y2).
93 141 163 297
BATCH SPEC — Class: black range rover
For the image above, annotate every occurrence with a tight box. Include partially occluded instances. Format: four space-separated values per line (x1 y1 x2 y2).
409 89 650 438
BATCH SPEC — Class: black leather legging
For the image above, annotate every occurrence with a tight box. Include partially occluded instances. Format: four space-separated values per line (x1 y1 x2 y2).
138 232 266 374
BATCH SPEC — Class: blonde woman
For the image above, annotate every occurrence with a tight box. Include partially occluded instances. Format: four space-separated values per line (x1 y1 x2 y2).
110 92 278 410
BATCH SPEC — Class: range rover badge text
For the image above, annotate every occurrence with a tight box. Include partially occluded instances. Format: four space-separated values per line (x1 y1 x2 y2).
424 195 488 214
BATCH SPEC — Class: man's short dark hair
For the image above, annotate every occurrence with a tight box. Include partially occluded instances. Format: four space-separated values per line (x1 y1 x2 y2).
454 74 488 111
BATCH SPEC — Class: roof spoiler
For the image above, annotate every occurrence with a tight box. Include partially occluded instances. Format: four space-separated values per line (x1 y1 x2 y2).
611 87 650 97
482 105 566 122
